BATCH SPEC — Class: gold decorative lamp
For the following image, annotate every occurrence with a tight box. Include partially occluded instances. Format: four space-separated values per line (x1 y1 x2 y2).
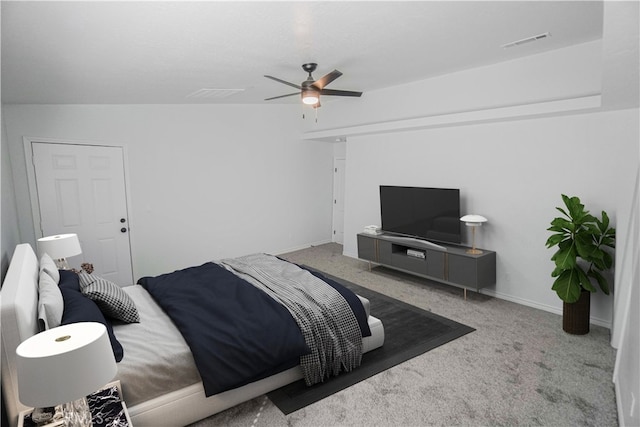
460 214 488 254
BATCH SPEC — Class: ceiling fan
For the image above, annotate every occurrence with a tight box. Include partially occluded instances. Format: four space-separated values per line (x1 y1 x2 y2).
264 63 362 108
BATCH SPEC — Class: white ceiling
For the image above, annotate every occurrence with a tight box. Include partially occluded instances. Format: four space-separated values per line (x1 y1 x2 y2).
1 1 604 105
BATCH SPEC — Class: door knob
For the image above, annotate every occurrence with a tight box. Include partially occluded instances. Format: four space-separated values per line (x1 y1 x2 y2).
121 228 127 233
120 218 126 223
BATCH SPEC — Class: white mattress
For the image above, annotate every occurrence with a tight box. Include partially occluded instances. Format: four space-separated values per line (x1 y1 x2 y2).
114 285 373 407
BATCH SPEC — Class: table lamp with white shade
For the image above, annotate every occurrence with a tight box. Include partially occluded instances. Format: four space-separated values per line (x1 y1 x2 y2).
460 214 488 254
37 233 82 269
16 322 117 427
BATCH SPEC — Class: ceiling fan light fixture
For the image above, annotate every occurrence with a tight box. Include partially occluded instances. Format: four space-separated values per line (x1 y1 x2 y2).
265 64 361 109
303 96 319 105
301 88 320 105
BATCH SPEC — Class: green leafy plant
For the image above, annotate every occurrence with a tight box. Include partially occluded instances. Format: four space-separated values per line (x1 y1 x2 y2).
546 194 616 303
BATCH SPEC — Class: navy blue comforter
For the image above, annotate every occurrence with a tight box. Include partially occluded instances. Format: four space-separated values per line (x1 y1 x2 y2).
138 261 369 396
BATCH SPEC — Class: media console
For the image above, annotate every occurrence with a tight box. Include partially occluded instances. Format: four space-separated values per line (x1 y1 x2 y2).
357 233 496 297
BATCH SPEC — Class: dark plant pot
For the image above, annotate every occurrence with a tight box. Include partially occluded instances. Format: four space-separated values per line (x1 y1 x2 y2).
563 290 590 335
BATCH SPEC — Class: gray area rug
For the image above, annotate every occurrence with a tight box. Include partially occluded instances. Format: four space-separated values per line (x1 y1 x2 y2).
267 269 475 414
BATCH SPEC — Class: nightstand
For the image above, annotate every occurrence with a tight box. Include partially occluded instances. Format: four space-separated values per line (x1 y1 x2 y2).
18 381 132 427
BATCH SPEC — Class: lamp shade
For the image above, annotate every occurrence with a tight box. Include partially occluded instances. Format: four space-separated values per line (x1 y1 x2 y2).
16 322 117 408
37 233 82 259
301 89 320 105
460 214 488 226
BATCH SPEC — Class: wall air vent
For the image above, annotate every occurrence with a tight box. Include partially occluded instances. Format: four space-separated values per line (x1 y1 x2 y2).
501 32 551 49
186 88 245 99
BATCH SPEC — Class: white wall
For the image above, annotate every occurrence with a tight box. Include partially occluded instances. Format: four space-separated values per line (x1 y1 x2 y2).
1 111 20 280
2 104 334 279
304 40 602 133
612 165 640 425
342 109 638 327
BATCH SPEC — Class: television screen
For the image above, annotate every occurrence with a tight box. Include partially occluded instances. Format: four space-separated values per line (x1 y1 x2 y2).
380 186 461 244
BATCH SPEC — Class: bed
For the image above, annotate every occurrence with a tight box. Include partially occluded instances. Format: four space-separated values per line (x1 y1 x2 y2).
1 244 385 426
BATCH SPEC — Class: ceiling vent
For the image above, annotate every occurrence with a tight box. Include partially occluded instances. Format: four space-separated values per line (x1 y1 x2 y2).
501 32 551 49
186 88 245 99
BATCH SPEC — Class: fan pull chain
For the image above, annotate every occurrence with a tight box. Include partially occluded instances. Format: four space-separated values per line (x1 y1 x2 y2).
301 105 319 123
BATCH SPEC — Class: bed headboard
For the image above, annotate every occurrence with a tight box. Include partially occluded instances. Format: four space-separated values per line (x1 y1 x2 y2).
1 243 41 427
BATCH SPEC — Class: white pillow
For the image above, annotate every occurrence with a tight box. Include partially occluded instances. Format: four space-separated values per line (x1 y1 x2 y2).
39 253 60 284
37 270 64 330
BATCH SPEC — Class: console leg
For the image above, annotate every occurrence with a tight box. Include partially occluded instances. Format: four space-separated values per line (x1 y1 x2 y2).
464 288 467 300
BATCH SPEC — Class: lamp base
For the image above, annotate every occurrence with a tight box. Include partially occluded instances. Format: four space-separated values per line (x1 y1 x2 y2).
466 248 483 255
54 258 71 270
63 397 92 427
31 406 56 424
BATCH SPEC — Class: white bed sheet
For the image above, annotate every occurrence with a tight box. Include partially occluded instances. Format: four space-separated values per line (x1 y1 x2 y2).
114 286 201 406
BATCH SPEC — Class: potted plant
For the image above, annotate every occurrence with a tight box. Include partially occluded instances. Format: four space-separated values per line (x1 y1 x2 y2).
545 194 616 334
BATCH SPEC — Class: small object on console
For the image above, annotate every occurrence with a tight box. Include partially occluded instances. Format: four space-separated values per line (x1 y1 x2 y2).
363 225 382 235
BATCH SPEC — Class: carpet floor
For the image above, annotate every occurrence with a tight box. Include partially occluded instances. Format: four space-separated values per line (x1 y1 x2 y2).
267 269 474 414
189 243 618 427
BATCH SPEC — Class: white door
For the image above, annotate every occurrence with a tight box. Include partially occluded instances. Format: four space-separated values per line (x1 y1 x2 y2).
332 158 346 244
32 142 134 286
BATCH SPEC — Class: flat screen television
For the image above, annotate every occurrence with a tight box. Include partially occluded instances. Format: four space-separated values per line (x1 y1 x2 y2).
379 186 461 244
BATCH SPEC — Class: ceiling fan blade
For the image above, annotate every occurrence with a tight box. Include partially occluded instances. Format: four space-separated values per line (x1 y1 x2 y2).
264 75 302 90
312 70 343 90
320 88 362 97
265 92 299 101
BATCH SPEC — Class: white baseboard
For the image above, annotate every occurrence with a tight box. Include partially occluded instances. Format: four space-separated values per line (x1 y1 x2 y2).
275 239 333 257
474 289 612 329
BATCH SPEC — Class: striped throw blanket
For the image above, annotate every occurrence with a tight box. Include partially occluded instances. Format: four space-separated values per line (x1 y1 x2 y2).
220 253 363 385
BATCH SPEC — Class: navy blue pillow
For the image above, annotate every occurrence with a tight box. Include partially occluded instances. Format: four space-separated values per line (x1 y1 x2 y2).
58 271 123 362
58 269 81 291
